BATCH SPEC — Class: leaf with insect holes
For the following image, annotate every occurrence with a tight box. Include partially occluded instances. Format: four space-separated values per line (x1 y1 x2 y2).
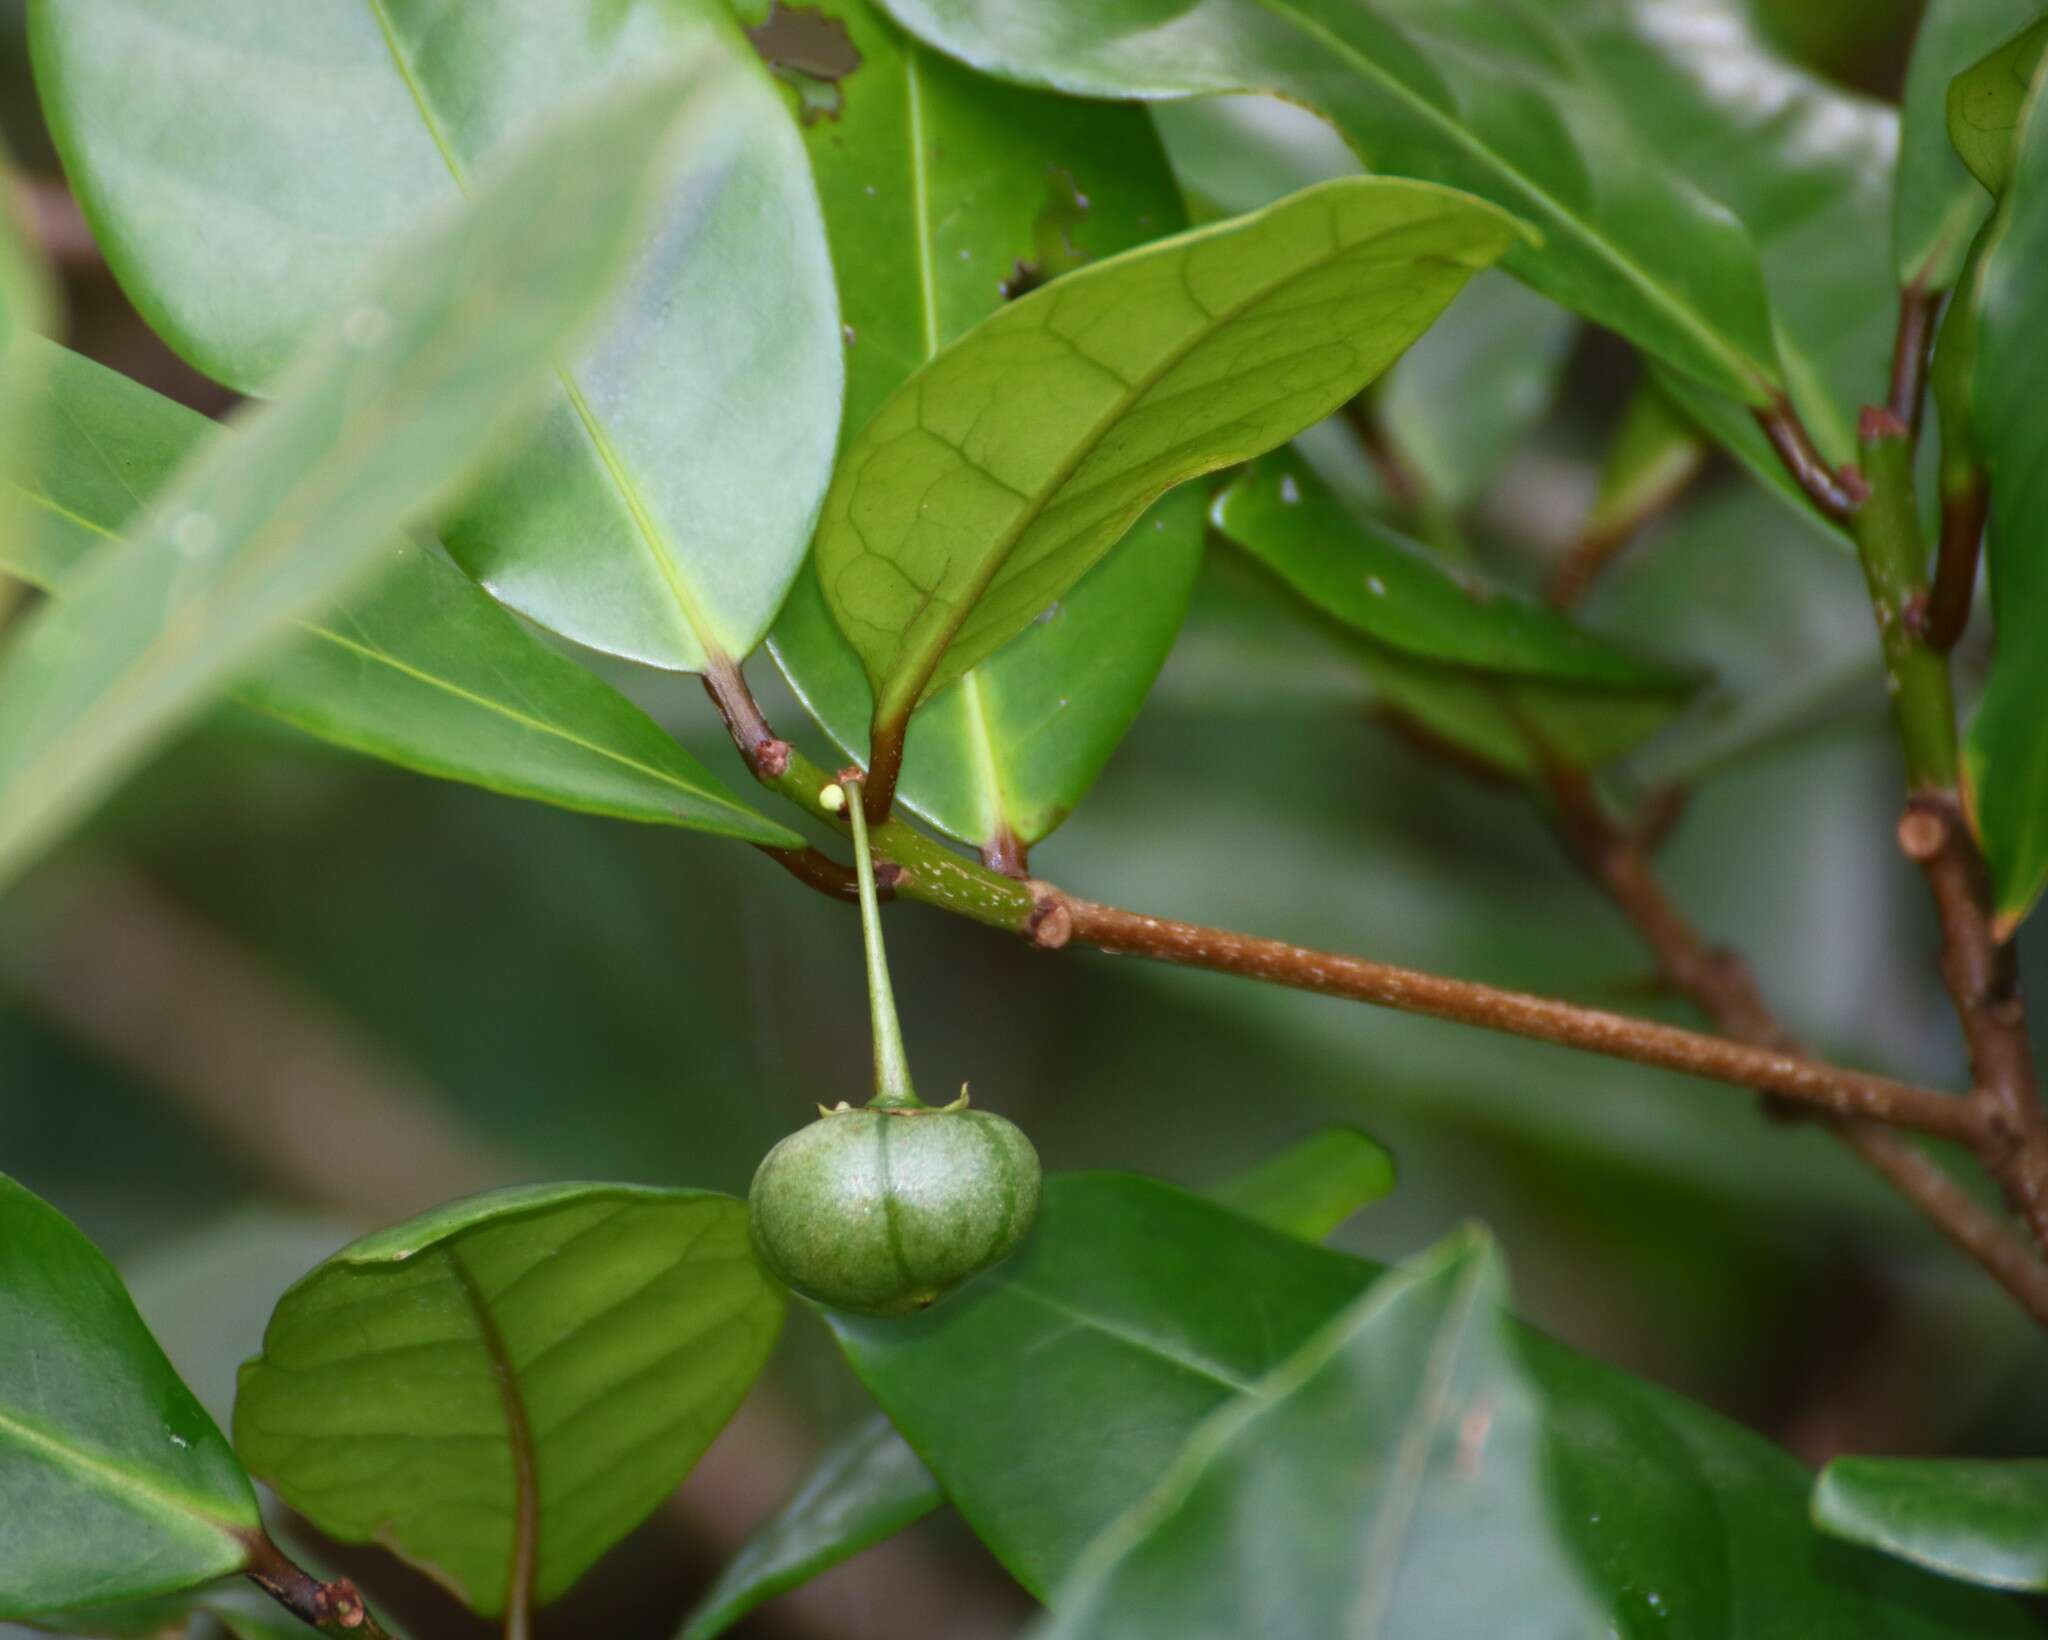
814 176 1521 765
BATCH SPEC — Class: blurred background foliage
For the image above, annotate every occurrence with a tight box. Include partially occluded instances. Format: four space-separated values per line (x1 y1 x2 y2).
6 0 2047 1636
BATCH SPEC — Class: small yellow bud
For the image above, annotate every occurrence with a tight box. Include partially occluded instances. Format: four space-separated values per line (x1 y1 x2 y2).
820 783 847 812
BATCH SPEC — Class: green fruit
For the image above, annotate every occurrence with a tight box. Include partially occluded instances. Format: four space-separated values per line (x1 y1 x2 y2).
748 1100 1042 1316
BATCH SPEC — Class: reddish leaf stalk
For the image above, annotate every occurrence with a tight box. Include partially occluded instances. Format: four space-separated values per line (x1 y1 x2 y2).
1918 467 1987 652
1888 283 1939 441
243 1532 396 1639
1753 397 1865 522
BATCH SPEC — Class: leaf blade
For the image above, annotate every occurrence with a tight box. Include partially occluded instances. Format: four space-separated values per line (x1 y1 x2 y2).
1210 1126 1396 1243
817 176 1520 746
0 1175 258 1620
1816 1458 2048 1594
234 1184 785 1617
3 339 800 846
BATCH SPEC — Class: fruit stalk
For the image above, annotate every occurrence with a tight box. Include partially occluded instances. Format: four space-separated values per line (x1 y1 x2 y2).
843 775 922 1110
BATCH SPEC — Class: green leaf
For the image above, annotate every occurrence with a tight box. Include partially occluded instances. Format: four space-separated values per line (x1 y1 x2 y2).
1213 454 1693 776
1954 35 2048 933
817 176 1519 758
1815 1457 2048 1593
1210 1126 1396 1244
0 1174 259 1618
831 1175 2032 1635
31 0 840 674
0 74 705 891
15 1582 355 1640
1895 1 2045 285
234 1183 785 1618
676 1414 939 1640
1038 1228 1608 1638
0 141 53 569
3 339 801 847
873 0 1784 406
1948 15 2048 194
768 0 1202 848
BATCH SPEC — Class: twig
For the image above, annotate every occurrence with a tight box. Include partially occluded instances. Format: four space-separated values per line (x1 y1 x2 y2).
1545 766 2048 1329
1888 284 1939 442
708 665 1982 1141
243 1532 397 1639
1916 467 1986 652
1753 396 1866 522
1899 798 2048 1252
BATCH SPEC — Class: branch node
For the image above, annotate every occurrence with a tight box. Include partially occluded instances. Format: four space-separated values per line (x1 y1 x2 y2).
1897 803 1949 863
1025 881 1072 949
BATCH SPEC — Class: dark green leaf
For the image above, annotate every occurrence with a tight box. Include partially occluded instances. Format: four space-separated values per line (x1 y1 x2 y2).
1213 454 1693 775
0 1174 258 1618
1815 1457 2048 1593
676 1414 939 1640
234 1184 784 1619
1948 15 2048 193
3 340 801 846
31 0 839 673
832 1175 2032 1635
1210 1126 1396 1243
874 0 1782 406
1038 1228 1608 1638
817 177 1518 750
0 70 705 892
769 0 1201 847
15 1581 348 1640
1953 35 2048 933
1895 1 2044 285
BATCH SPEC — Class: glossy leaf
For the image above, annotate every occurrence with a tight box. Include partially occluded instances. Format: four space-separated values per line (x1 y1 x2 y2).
832 1175 2032 1634
1039 1228 1606 1638
3 339 801 846
0 1174 258 1618
817 176 1519 749
1955 31 2048 933
1211 1126 1396 1243
676 1414 939 1640
0 72 705 894
1214 454 1693 775
235 1183 784 1618
1815 1457 2048 1593
769 0 1201 848
0 141 51 569
1895 1 2045 285
31 0 840 674
874 0 1782 406
16 1582 351 1640
1948 15 2048 193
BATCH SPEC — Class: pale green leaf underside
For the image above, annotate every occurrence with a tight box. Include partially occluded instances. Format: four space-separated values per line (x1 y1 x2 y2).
817 176 1520 733
3 339 800 848
0 1175 257 1621
236 1185 784 1617
769 0 1202 848
0 72 701 893
30 0 841 673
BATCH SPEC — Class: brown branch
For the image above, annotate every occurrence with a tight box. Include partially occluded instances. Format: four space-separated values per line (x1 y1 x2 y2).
701 660 791 782
757 843 898 902
1045 892 1977 1139
243 1532 397 1639
1899 798 2048 1251
1888 284 1939 442
1916 467 1986 652
707 670 1982 1141
1546 767 2048 1329
1754 396 1866 523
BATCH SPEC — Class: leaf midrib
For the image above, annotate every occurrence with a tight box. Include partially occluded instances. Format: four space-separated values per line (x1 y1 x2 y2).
873 199 1469 722
0 1403 249 1538
364 0 729 670
1249 0 1771 398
